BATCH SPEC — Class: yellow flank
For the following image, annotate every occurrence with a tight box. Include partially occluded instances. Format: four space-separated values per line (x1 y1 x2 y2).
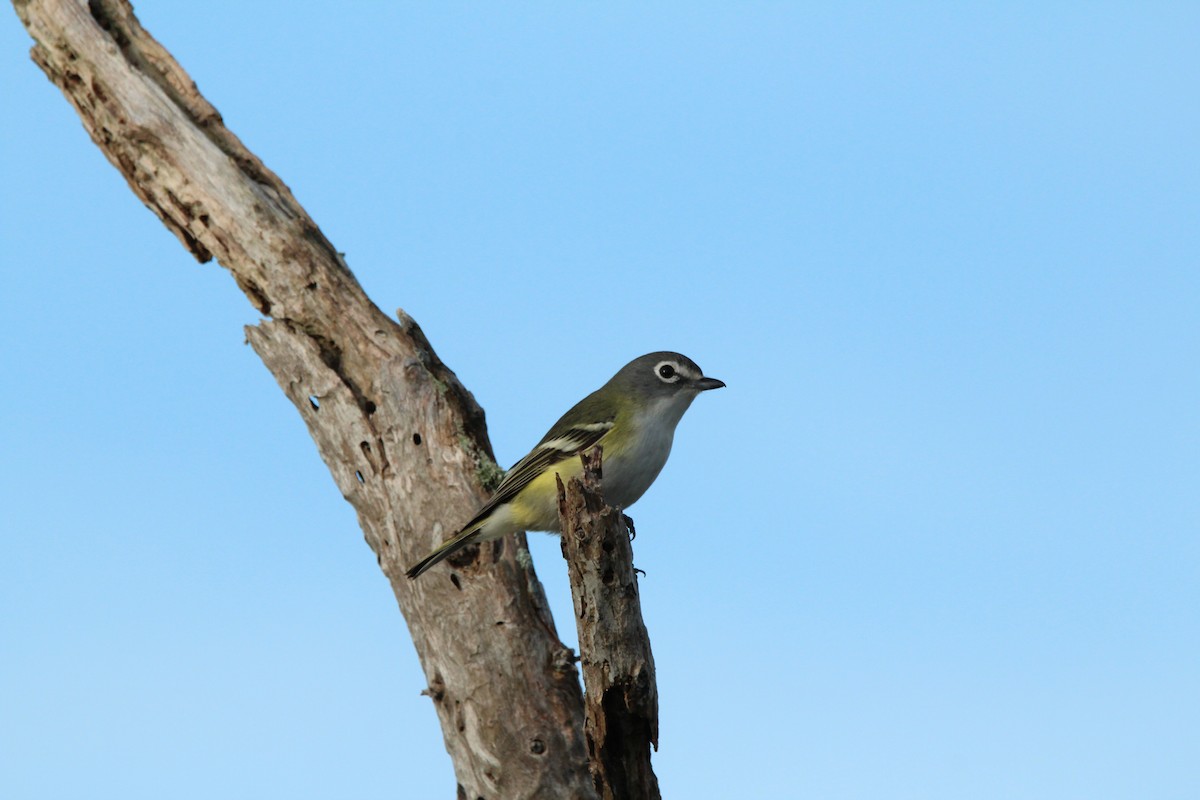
507 455 587 532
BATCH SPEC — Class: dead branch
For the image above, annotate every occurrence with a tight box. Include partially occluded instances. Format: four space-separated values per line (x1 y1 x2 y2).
11 1 596 796
558 448 661 800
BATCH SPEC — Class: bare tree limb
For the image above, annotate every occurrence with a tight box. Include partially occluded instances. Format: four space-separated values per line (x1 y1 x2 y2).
558 448 661 800
11 1 597 796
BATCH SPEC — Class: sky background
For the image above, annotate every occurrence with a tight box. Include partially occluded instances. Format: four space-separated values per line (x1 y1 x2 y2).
2 3 1198 798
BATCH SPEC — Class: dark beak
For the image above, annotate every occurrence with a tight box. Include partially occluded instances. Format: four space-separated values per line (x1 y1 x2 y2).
695 376 726 391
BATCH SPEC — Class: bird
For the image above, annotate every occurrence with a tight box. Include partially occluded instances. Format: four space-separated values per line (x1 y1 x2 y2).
405 351 725 579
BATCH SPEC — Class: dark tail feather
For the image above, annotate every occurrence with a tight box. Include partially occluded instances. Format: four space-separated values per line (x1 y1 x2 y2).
405 528 481 579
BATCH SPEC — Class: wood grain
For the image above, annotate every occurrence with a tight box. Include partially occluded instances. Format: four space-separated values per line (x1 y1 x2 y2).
12 1 596 796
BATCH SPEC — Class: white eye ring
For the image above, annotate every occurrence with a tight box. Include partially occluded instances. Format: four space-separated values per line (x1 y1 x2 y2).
654 361 681 383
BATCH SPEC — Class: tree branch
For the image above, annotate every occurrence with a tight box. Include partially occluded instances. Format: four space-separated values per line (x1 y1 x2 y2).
11 1 597 796
558 448 661 800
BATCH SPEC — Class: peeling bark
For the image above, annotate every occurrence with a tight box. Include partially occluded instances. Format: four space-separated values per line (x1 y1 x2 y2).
11 1 598 796
558 449 661 800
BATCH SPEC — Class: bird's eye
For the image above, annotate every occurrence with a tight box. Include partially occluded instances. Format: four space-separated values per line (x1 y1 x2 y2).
658 364 676 380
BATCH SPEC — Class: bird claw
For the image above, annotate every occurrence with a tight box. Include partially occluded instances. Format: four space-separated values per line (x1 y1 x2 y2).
622 513 637 540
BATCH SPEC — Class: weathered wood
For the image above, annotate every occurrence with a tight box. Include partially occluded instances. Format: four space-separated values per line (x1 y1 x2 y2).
558 448 661 800
11 1 596 797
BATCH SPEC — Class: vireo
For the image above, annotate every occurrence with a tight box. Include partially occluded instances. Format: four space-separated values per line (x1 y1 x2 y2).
406 352 725 579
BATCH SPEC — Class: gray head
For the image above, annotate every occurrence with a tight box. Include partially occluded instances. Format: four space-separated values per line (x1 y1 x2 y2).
608 352 726 405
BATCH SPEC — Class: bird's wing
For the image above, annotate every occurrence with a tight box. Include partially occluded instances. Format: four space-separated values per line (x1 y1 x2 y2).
458 420 614 532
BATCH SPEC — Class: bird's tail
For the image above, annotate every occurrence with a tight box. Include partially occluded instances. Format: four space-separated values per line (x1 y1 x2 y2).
405 524 485 579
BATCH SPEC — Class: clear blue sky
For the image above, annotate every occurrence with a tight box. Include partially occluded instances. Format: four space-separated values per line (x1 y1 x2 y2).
3 3 1197 798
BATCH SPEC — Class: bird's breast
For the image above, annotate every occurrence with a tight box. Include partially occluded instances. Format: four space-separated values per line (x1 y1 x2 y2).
603 414 676 509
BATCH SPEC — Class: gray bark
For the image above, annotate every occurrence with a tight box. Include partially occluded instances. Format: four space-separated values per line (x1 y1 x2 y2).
10 1 598 797
558 449 661 800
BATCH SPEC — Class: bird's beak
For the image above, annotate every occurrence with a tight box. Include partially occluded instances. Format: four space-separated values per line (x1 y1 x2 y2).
695 376 726 391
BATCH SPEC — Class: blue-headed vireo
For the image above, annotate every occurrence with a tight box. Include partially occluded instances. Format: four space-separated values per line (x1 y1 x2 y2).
406 352 725 579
